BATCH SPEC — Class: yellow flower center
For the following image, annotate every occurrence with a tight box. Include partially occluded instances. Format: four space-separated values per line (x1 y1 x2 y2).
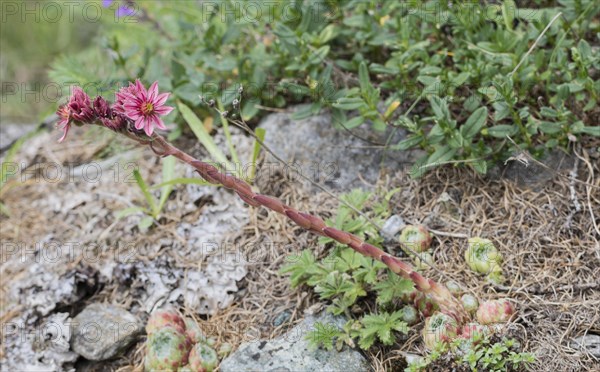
142 102 154 115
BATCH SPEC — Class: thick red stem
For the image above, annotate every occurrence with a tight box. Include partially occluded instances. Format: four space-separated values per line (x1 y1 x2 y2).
151 135 469 323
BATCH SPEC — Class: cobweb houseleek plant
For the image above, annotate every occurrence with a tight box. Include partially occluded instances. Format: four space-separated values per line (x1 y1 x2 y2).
56 80 518 345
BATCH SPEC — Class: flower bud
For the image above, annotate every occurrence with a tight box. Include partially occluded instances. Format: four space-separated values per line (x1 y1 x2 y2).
464 237 503 275
68 87 96 123
476 299 515 325
399 225 432 253
93 96 111 118
422 312 459 349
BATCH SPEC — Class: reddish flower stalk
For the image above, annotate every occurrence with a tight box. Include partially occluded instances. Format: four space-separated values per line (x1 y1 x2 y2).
56 86 469 324
148 135 469 324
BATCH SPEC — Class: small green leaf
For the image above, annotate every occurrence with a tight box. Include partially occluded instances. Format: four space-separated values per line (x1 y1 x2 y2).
461 107 488 138
158 156 176 213
333 97 367 110
116 206 146 219
133 170 157 216
249 127 266 182
344 116 365 129
358 61 370 92
393 135 423 151
580 126 600 136
502 0 516 30
427 145 457 166
540 107 558 118
291 105 314 120
318 24 338 44
138 216 154 230
307 46 330 65
178 102 232 169
485 125 518 138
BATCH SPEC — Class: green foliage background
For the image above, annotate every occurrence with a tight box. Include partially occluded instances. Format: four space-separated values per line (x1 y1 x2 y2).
43 0 599 174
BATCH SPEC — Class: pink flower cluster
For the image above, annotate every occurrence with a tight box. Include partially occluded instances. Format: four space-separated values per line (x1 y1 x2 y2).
56 80 173 142
114 80 174 136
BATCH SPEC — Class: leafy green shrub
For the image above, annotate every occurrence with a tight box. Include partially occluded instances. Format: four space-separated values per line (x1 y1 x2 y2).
281 189 418 350
407 333 535 372
50 0 599 176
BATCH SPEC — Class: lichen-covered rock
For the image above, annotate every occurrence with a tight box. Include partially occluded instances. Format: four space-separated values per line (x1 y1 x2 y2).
71 304 143 361
145 327 192 371
219 312 369 372
258 108 422 191
570 334 600 358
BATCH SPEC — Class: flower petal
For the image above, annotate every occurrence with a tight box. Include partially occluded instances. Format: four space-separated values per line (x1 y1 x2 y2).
135 117 145 130
155 92 170 106
153 116 167 130
116 6 135 17
154 105 174 115
148 81 159 101
135 79 147 100
58 125 69 142
144 122 154 136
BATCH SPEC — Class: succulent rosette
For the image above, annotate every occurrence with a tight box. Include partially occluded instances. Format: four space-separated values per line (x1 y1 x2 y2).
146 308 187 335
188 342 218 372
445 280 462 295
464 237 505 284
184 317 208 344
476 299 515 325
422 312 459 349
144 326 192 371
400 305 419 325
413 251 434 270
460 322 489 342
460 294 479 314
399 225 432 253
403 290 439 318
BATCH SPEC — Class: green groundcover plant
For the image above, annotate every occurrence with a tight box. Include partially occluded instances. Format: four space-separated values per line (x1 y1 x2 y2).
50 0 599 176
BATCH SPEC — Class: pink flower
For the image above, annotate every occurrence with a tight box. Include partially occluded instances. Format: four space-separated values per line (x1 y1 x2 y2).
114 81 142 114
119 80 173 136
68 87 95 123
55 87 95 142
56 104 71 142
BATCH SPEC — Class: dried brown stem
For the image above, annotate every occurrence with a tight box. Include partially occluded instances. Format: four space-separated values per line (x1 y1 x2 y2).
149 134 469 323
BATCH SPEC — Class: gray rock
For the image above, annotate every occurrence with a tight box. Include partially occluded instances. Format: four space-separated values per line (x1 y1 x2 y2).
0 123 38 150
488 150 574 188
570 334 600 358
258 107 423 191
219 312 370 372
381 215 406 240
70 304 143 361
